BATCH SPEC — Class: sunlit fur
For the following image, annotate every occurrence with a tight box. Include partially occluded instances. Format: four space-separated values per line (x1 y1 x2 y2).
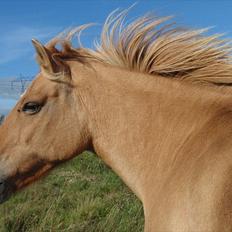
0 10 232 232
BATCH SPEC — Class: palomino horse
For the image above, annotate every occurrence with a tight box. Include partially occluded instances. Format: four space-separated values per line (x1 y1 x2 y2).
0 10 232 231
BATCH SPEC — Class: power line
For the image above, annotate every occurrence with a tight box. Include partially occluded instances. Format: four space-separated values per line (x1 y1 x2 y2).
0 75 33 95
11 74 33 94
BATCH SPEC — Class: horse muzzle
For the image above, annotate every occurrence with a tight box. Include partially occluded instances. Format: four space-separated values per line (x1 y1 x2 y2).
0 178 14 204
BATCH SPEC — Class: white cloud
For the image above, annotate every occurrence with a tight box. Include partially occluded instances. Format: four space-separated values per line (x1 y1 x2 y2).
0 26 60 64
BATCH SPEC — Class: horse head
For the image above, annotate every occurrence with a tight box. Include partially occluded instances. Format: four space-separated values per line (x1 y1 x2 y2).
0 40 91 203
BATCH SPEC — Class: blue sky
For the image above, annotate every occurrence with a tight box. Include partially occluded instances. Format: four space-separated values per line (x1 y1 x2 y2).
1 0 232 78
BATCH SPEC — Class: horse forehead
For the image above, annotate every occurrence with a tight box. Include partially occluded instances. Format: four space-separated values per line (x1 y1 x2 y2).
31 75 54 91
28 78 61 100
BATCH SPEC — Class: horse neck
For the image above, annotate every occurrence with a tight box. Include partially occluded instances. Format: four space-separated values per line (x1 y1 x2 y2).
74 62 232 204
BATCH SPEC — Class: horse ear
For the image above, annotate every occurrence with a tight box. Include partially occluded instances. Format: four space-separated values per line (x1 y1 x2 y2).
31 39 71 81
31 39 55 74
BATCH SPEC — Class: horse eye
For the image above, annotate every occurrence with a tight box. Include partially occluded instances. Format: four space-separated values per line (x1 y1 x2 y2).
22 102 42 115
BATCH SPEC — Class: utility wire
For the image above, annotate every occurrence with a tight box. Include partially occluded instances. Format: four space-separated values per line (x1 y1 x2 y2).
0 75 33 95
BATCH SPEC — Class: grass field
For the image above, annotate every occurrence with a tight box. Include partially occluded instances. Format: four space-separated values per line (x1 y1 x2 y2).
0 152 144 232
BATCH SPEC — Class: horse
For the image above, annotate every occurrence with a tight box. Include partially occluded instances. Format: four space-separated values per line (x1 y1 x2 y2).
0 9 232 231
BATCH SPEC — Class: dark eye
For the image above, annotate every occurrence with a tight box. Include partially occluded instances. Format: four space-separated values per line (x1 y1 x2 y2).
22 102 42 115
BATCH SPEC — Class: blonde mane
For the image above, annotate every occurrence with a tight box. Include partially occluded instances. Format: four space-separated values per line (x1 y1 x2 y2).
47 9 232 86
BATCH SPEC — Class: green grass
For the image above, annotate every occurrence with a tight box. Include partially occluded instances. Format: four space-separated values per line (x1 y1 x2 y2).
0 152 144 232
